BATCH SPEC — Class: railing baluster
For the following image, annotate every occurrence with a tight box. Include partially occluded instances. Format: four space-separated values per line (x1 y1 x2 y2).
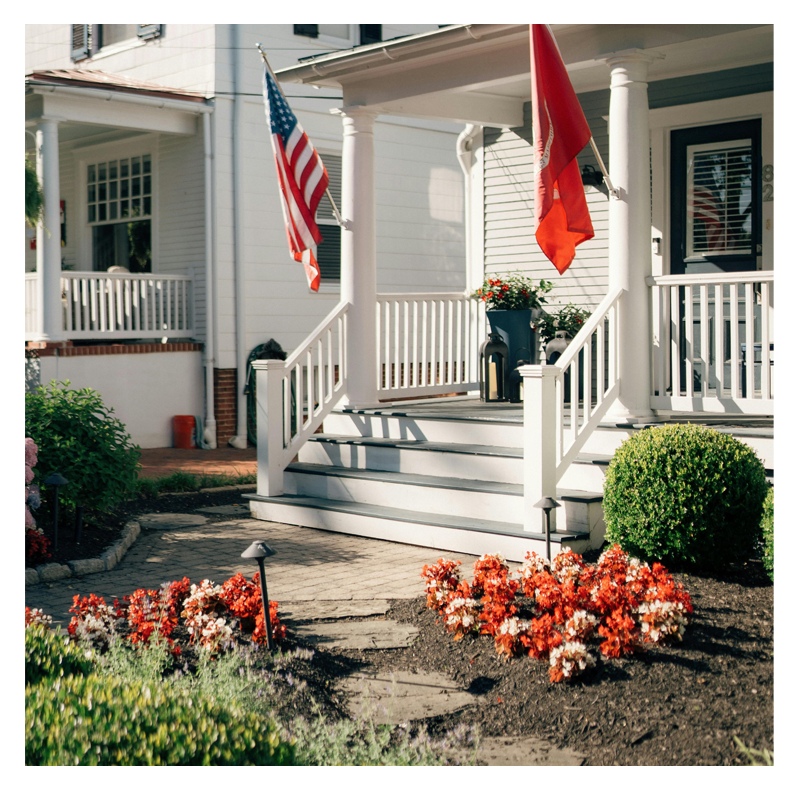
670 285 680 397
403 300 409 388
762 280 772 400
295 362 303 437
438 300 445 386
421 300 429 386
699 284 709 397
684 285 694 397
714 283 724 395
745 281 754 399
584 333 592 418
597 317 605 400
729 283 740 399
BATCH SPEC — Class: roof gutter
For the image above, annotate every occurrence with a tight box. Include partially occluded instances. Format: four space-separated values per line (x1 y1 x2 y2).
276 24 527 84
27 82 214 113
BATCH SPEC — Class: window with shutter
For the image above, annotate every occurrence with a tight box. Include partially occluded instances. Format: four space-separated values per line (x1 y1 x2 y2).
670 120 761 274
359 25 382 45
315 152 341 282
294 24 319 38
138 24 162 40
71 24 91 61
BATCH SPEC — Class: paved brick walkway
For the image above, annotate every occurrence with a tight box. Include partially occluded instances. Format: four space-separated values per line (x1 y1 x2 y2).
138 447 257 479
26 517 478 628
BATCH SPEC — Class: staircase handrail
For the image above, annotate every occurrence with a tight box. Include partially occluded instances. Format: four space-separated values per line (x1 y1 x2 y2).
252 300 349 496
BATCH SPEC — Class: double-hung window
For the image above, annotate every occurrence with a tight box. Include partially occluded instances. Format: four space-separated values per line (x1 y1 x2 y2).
87 154 153 272
71 24 162 60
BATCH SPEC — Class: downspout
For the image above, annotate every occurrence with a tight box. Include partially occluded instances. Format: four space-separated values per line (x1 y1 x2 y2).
202 110 217 448
229 23 249 449
456 124 482 291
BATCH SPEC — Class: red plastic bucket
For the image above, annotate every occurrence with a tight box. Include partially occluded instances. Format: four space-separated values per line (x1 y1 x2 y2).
173 415 196 449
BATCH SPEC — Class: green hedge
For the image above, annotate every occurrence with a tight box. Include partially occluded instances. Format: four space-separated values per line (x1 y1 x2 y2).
26 672 295 766
25 625 95 687
25 381 141 514
761 487 774 581
603 424 768 569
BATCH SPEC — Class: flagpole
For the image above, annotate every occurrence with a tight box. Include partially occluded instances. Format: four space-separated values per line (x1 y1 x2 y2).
589 136 619 199
256 43 347 228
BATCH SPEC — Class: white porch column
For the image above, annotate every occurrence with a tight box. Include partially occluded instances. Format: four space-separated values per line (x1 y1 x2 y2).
605 51 659 422
36 119 64 342
339 106 379 407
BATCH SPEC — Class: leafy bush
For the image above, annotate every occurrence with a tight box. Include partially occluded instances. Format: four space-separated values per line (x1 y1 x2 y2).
25 381 141 514
761 487 774 581
26 672 295 766
25 624 94 687
603 424 769 569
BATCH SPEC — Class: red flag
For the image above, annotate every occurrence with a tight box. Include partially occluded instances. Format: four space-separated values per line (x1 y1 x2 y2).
530 24 594 274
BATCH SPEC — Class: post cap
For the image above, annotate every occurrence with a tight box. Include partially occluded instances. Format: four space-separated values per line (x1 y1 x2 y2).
534 496 561 510
241 541 277 560
44 473 69 487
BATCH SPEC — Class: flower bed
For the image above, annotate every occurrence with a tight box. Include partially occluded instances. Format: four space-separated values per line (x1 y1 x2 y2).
61 571 285 655
422 546 692 683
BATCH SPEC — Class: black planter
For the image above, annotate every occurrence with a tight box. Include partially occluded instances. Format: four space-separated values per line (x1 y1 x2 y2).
486 309 541 368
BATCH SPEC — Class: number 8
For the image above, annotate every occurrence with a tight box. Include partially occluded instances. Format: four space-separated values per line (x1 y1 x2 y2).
763 164 773 182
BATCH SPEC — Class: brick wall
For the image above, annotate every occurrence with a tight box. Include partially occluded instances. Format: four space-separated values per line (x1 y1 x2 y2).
213 368 238 447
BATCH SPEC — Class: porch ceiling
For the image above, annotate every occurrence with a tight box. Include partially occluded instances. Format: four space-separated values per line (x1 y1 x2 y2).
275 23 773 128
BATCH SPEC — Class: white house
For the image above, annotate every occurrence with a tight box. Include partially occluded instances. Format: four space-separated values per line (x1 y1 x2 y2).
25 24 467 448
244 24 774 562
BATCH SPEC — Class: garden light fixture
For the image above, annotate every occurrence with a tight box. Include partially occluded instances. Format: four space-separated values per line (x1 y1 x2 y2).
44 473 69 552
241 540 277 650
534 496 561 561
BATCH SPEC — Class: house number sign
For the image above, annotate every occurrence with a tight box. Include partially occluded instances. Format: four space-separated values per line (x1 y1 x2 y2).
762 164 773 201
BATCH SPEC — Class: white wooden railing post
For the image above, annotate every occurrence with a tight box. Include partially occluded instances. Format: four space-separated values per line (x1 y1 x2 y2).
253 360 286 497
520 364 559 534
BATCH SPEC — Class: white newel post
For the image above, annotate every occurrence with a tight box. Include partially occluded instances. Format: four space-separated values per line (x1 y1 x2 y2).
339 106 379 408
520 365 559 533
36 119 64 342
254 359 286 497
605 51 659 422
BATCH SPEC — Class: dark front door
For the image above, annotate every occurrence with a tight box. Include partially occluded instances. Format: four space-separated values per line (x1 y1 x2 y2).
670 119 761 275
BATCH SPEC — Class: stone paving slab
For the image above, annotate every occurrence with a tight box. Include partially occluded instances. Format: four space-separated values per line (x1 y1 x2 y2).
290 619 418 650
137 513 209 530
195 504 251 517
342 670 481 725
280 600 391 622
464 735 586 766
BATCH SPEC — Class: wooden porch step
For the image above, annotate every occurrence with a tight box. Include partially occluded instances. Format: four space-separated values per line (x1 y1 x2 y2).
244 492 591 563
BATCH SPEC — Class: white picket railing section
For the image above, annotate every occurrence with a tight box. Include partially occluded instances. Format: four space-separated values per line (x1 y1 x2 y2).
25 273 38 338
376 292 486 398
648 272 773 414
520 288 623 533
25 271 195 341
254 301 349 497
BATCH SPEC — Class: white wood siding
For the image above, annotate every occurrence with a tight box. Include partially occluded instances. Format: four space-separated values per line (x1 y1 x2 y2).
483 98 610 311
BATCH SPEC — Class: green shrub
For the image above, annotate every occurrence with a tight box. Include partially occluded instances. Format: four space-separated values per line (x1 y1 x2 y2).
25 672 295 766
603 424 768 569
25 381 141 513
761 487 774 581
25 625 95 687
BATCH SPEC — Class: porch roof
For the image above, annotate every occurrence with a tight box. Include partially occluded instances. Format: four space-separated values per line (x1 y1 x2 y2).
275 23 772 127
25 70 208 103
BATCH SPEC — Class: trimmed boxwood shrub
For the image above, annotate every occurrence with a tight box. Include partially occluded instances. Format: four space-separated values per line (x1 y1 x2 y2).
25 625 95 687
25 381 141 514
761 487 774 581
26 672 295 766
603 424 768 569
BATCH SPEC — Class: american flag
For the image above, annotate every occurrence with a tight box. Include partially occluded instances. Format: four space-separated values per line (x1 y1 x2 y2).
689 184 725 252
262 64 329 291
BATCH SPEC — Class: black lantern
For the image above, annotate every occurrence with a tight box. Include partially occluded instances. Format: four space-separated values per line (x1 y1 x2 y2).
241 540 277 650
534 496 562 561
479 332 509 402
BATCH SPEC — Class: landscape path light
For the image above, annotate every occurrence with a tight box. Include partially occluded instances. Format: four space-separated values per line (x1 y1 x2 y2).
241 540 277 650
534 496 561 562
44 473 69 552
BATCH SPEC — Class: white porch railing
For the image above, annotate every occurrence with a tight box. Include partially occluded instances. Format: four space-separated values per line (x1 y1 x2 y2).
521 288 623 533
376 292 486 399
254 301 349 497
25 271 195 341
648 272 773 414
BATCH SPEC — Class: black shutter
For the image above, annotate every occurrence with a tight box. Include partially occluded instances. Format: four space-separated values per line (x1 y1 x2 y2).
294 24 319 38
71 25 90 61
359 25 382 45
138 24 163 40
316 225 341 282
